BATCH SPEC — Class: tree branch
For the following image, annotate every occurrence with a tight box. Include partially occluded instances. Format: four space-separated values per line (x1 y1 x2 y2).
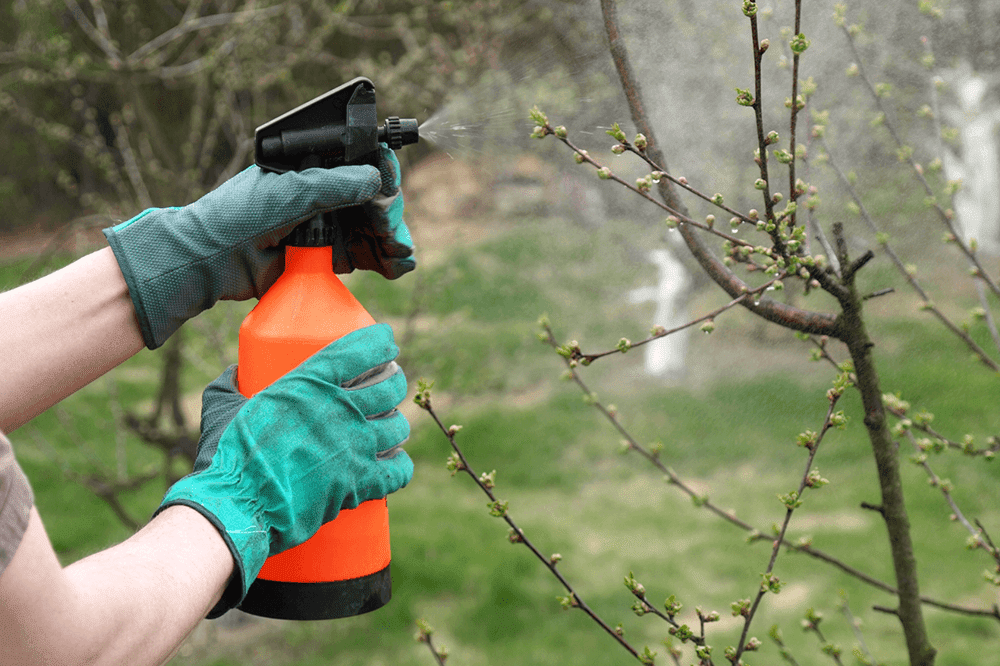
415 387 644 662
597 0 845 340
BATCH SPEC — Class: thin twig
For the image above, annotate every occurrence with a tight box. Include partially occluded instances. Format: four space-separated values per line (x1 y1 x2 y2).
734 391 844 662
819 137 1000 371
841 594 881 666
550 323 1000 624
839 20 1000 300
125 6 284 67
415 390 642 661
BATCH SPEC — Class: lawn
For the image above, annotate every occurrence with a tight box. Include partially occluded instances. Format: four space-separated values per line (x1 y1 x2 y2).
2 208 999 666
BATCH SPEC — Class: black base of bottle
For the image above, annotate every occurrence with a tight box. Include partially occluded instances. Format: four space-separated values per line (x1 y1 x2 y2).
238 565 392 620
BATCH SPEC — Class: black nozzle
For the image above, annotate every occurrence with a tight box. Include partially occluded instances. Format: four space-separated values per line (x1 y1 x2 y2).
378 117 419 150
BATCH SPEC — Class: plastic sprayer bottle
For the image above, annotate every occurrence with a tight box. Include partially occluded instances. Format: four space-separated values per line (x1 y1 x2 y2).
235 216 388 620
234 77 418 620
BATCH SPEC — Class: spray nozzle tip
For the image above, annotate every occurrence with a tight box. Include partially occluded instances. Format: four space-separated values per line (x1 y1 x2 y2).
380 117 420 149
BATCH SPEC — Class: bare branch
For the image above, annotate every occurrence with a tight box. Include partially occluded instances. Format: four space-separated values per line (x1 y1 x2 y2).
63 0 122 66
415 389 643 662
839 20 1000 300
596 0 846 339
820 137 1000 371
126 5 284 67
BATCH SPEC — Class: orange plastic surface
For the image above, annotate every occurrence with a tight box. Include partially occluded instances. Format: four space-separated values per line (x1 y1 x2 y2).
238 245 387 583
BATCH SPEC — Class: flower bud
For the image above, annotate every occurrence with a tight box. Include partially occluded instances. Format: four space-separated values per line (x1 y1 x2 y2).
789 32 810 55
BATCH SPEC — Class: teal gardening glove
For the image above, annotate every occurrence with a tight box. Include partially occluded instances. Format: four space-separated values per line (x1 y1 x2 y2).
104 145 414 349
155 323 414 618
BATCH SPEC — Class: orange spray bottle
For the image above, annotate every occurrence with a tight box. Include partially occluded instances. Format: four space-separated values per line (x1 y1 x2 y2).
235 78 419 620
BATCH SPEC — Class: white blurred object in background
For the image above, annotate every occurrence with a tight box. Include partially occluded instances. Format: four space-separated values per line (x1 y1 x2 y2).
628 249 691 378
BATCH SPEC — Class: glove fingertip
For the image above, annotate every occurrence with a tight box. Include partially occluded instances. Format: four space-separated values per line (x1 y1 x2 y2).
377 144 402 194
394 449 415 489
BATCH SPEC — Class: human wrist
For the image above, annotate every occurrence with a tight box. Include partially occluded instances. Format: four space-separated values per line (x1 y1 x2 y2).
155 482 268 617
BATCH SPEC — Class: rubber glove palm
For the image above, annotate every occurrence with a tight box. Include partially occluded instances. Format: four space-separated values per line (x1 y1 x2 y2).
155 323 413 618
104 146 413 349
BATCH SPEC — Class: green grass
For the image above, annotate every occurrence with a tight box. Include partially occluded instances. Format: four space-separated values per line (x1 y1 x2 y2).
4 212 1000 666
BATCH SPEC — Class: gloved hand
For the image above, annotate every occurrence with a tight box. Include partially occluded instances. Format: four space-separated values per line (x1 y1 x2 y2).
154 323 413 618
104 145 415 350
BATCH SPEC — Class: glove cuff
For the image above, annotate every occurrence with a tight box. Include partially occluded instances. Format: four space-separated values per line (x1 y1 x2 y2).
154 489 269 619
104 212 162 350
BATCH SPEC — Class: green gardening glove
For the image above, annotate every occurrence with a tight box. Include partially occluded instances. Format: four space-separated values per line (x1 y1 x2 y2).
154 323 413 618
104 145 414 350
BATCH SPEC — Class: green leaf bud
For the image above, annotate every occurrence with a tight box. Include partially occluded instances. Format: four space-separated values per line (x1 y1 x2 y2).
529 106 549 126
478 469 497 489
789 33 811 55
778 490 803 509
761 572 784 593
624 571 645 595
664 594 683 617
445 452 465 475
805 468 829 488
606 122 626 142
487 499 509 517
774 149 793 164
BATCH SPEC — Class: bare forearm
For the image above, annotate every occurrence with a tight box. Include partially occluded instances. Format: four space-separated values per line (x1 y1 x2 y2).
0 246 144 432
0 506 233 666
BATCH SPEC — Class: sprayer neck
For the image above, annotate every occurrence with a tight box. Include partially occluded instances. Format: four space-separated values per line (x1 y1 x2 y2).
284 245 333 274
